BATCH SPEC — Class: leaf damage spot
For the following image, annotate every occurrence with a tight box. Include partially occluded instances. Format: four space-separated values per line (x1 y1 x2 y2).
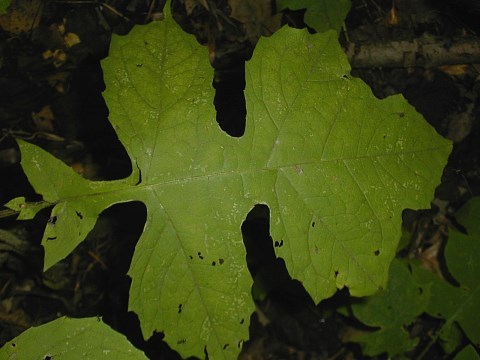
177 338 186 345
46 237 57 241
178 304 183 313
75 211 83 219
219 258 224 265
334 270 339 278
274 240 284 248
374 250 380 256
198 252 204 260
212 261 216 266
48 216 57 225
189 255 193 260
240 318 244 324
222 343 229 350
312 221 315 227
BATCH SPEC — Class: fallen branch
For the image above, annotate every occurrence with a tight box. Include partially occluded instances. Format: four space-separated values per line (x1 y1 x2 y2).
344 36 480 68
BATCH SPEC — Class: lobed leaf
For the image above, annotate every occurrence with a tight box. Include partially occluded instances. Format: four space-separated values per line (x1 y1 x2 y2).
12 9 450 359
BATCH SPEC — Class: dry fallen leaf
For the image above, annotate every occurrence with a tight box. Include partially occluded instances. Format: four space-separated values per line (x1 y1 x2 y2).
32 105 55 132
64 32 81 48
0 0 43 34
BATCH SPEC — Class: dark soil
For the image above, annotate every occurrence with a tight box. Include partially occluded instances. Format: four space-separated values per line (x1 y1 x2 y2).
1 0 479 359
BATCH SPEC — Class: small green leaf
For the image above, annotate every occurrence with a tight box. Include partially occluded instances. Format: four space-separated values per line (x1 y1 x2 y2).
0 0 9 14
0 317 147 359
276 0 351 32
351 259 432 356
439 322 464 354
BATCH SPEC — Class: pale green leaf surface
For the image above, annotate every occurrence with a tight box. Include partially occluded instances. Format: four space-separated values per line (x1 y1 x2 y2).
351 259 432 356
16 14 450 359
0 317 147 359
427 197 480 348
276 0 351 32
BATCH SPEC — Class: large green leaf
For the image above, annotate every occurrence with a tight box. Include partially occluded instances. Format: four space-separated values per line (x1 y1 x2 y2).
0 317 146 359
10 11 450 359
276 0 351 32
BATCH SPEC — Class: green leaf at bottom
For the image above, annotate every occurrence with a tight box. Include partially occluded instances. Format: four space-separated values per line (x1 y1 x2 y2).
0 317 146 359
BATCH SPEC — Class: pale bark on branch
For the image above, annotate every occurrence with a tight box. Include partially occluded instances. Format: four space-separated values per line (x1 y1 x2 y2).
344 36 480 68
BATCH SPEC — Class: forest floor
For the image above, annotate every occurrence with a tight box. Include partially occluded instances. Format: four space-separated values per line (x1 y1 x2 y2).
0 0 479 359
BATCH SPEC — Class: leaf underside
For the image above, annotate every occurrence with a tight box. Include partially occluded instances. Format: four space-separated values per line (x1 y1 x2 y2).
14 12 451 359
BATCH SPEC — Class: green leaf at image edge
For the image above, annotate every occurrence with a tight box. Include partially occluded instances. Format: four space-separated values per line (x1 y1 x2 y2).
15 9 451 359
351 259 433 356
427 197 480 348
0 0 9 14
0 317 147 359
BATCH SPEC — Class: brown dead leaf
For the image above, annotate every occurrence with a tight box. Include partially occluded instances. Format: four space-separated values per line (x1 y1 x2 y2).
386 6 399 26
45 71 71 93
418 229 445 279
64 32 81 48
229 0 281 42
0 306 31 330
32 105 55 132
439 64 468 76
0 0 43 34
42 49 67 67
184 0 209 15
